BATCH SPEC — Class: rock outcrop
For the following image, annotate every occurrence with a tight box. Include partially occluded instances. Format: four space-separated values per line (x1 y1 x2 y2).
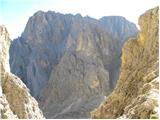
9 11 138 118
0 26 44 119
91 7 159 119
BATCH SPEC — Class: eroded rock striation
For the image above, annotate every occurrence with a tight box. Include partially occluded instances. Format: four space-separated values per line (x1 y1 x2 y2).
91 7 159 119
0 26 44 119
9 11 138 118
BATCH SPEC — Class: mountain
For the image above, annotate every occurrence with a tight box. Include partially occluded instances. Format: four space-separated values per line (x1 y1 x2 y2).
99 16 137 44
0 26 44 119
91 7 159 119
9 11 138 118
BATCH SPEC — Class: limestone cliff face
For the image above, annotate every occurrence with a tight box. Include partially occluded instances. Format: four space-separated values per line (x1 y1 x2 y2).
91 7 159 119
9 11 137 118
0 26 44 119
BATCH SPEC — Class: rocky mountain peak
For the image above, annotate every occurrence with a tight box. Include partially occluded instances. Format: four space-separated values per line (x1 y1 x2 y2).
9 11 138 118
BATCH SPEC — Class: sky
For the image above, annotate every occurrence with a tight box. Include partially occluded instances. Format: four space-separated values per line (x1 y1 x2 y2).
0 0 159 39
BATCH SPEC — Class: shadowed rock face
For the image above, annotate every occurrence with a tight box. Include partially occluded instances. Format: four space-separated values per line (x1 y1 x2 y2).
0 26 44 119
9 11 138 118
91 7 159 119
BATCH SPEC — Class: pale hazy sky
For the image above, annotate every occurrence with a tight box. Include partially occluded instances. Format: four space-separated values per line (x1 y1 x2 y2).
0 0 159 39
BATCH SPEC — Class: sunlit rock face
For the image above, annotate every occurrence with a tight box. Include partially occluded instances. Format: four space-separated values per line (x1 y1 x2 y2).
91 7 159 119
0 26 44 119
9 11 138 118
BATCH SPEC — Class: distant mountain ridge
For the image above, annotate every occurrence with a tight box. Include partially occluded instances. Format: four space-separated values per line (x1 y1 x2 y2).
9 11 138 118
99 16 138 43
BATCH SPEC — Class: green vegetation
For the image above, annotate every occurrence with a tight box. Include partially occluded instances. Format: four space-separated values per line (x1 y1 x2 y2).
150 113 159 119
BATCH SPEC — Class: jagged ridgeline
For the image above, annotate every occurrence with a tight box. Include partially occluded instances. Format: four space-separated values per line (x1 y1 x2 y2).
10 11 138 118
9 11 138 118
91 7 159 119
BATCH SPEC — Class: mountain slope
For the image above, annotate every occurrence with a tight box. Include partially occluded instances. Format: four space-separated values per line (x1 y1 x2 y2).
91 7 159 119
0 26 44 119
